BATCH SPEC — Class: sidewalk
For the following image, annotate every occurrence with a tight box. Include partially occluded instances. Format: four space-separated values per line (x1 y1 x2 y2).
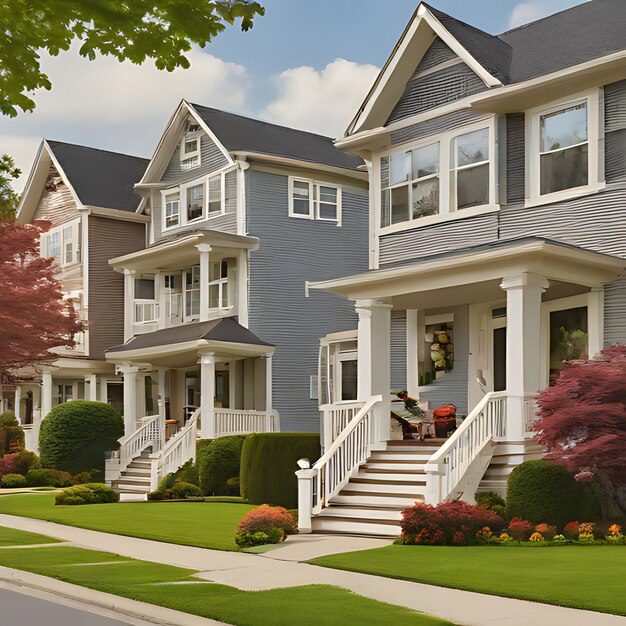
1 514 624 626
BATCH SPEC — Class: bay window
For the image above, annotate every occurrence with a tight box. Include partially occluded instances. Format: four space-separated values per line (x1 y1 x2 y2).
208 175 222 214
164 193 180 228
453 128 490 209
187 183 204 221
208 261 229 309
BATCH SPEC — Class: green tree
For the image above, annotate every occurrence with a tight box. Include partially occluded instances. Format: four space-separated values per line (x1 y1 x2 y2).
0 0 265 117
0 155 20 221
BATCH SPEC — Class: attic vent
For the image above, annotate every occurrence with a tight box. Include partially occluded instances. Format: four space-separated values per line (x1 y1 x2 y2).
187 123 200 133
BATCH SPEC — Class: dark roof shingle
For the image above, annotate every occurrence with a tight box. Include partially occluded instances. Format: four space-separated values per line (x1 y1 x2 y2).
47 141 149 213
190 104 364 171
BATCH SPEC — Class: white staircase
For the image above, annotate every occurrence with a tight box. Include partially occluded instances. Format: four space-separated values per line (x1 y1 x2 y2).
311 440 443 536
110 451 153 495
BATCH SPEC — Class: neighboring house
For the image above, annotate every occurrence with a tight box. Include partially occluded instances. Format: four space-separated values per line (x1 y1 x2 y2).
297 1 626 535
104 101 368 493
7 140 149 451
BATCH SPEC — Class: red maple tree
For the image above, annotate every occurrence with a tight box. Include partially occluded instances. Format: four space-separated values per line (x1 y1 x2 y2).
0 219 82 377
535 344 626 519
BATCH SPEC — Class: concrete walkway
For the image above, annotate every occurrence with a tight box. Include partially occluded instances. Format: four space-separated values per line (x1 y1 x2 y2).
1 514 624 626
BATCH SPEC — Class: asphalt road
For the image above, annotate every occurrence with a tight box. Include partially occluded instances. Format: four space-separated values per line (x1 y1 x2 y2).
0 586 147 626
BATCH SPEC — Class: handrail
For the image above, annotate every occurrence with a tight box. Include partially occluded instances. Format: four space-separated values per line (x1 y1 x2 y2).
117 414 161 475
214 408 279 436
310 394 382 514
320 401 365 451
425 391 507 504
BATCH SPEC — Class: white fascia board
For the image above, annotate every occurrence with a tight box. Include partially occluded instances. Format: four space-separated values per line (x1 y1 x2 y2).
184 101 234 166
44 141 84 209
16 140 46 223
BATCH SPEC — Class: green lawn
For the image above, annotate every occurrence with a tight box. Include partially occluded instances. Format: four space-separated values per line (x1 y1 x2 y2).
0 493 253 551
0 537 451 626
0 526 61 546
312 544 626 616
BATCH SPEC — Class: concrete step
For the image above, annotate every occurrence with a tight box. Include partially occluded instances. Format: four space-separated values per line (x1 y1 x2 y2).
369 452 433 462
123 467 151 477
114 483 151 494
345 480 426 495
318 506 403 521
311 517 400 537
354 471 426 483
331 493 420 508
127 460 152 469
117 476 151 486
360 465 426 474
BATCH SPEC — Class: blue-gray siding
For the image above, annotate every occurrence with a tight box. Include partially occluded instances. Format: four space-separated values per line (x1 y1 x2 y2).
246 170 369 432
419 305 469 415
605 80 626 183
506 113 526 204
417 38 458 72
162 133 229 183
390 310 407 390
604 274 626 346
387 63 487 125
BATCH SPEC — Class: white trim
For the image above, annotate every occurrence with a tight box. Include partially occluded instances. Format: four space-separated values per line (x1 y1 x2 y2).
288 176 342 224
179 129 202 170
526 89 602 206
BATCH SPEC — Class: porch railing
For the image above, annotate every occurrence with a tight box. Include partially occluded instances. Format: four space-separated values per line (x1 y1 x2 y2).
321 401 364 452
297 395 382 531
214 409 280 437
116 414 162 475
424 392 507 504
152 409 199 490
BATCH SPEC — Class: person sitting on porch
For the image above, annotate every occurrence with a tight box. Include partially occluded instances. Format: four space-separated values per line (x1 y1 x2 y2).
392 391 429 440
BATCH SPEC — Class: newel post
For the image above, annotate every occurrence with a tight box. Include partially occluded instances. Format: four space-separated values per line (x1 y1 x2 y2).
296 464 315 533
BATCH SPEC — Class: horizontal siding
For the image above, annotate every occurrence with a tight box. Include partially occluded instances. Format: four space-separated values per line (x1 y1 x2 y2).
225 169 237 214
506 113 526 204
162 133 229 184
390 109 487 146
604 274 626 346
88 217 146 359
499 186 626 257
417 38 458 72
33 166 80 225
246 170 369 432
379 212 499 266
390 310 407 390
387 63 487 125
605 80 626 133
605 129 626 183
605 81 626 183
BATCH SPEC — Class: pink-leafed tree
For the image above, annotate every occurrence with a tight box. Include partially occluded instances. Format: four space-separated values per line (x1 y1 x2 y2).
0 219 82 379
535 344 626 519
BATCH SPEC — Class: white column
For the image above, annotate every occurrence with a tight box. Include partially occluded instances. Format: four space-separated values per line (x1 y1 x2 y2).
99 379 108 403
355 299 392 447
14 385 21 423
199 353 216 438
85 374 98 401
500 273 549 441
229 361 237 410
41 370 53 418
237 249 249 327
588 287 604 357
123 269 136 341
119 365 140 435
196 244 212 322
264 353 273 413
406 309 419 399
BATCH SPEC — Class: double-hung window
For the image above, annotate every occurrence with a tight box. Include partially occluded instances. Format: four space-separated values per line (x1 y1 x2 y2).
43 222 79 266
184 266 201 320
289 178 341 222
187 183 204 222
164 193 180 229
180 131 201 170
208 175 222 214
47 231 62 264
453 128 490 210
208 261 229 309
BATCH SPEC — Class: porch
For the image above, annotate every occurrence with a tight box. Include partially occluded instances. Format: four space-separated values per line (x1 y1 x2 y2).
297 238 625 533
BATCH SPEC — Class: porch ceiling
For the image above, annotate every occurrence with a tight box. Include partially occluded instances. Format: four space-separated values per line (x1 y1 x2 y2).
108 230 259 272
308 238 626 303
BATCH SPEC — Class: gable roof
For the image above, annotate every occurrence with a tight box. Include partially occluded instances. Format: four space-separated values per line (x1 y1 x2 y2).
46 141 149 212
189 104 364 172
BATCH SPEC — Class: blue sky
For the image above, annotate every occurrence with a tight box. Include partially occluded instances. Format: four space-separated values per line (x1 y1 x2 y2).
2 0 584 190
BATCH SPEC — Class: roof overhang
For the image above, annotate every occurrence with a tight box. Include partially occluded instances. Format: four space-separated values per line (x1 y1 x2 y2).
109 230 259 272
307 239 626 302
344 2 501 139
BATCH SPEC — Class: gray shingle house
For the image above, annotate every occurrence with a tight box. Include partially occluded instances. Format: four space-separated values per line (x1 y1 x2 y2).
297 0 626 535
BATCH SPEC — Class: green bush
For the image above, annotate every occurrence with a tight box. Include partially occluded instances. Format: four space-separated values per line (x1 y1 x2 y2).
147 489 172 501
226 476 240 496
39 401 123 474
0 450 39 477
55 482 119 506
170 481 203 498
198 436 246 496
235 527 284 548
240 433 320 509
1 473 27 488
174 460 199 486
196 439 213 453
71 469 102 485
506 460 581 527
0 413 25 455
475 491 506 518
26 468 73 487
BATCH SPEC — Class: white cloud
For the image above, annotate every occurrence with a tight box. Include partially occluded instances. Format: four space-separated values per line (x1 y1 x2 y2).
261 59 379 138
508 1 583 30
0 47 250 191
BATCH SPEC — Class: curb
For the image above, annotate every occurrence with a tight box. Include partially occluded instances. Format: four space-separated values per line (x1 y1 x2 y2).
0 566 224 626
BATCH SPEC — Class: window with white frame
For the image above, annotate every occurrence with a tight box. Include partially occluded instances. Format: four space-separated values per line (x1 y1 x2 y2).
539 101 588 195
43 222 79 266
164 192 180 229
54 384 73 406
184 265 201 320
208 175 222 214
208 260 229 309
380 123 493 228
180 126 201 170
289 178 341 222
187 183 204 222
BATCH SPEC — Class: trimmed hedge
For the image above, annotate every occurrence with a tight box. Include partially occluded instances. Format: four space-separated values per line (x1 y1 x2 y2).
26 468 73 487
55 483 119 506
1 473 27 488
506 460 580 527
240 433 320 509
39 401 124 474
197 436 246 495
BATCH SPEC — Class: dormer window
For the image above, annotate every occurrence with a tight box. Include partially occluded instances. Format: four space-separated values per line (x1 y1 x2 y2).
180 124 201 170
528 90 601 204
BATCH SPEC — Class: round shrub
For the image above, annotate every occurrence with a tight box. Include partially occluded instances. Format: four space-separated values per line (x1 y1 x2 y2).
400 501 505 545
506 460 581 527
174 460 199 486
170 481 203 499
226 476 240 496
474 491 506 518
240 433 320 509
39 401 124 474
147 489 172 501
0 413 25 455
235 504 296 548
198 435 246 496
26 468 73 487
55 482 119 506
0 450 39 478
1 473 27 488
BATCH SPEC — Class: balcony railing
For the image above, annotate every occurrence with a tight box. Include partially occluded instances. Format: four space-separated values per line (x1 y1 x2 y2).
134 300 159 324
